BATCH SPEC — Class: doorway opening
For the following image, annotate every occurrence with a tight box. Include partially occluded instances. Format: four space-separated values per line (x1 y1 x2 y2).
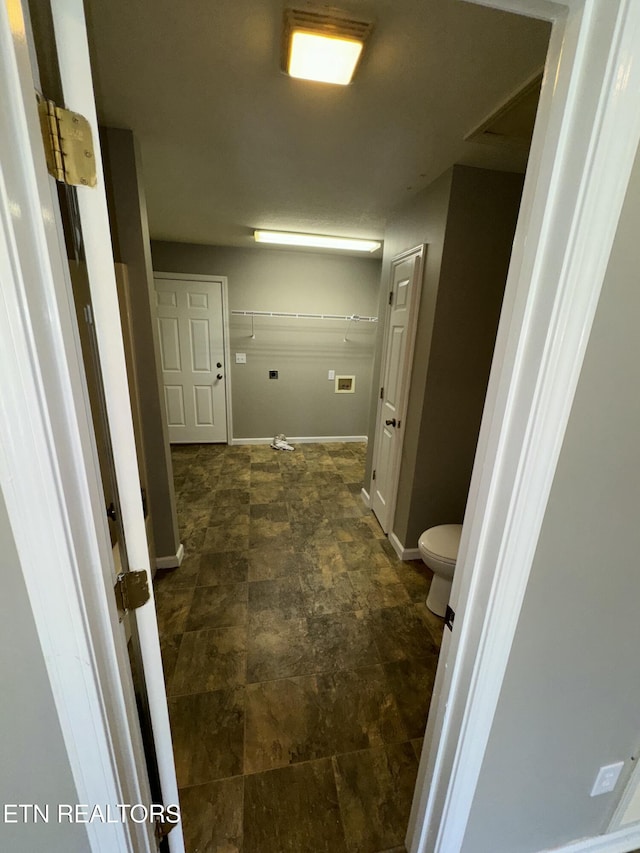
83 0 550 849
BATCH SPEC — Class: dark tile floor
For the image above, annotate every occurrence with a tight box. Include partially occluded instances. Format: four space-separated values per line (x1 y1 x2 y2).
154 442 444 853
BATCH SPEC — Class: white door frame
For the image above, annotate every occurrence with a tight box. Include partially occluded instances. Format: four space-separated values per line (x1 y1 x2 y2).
2 0 185 850
369 244 425 535
1 1 161 851
408 1 640 852
154 271 233 444
49 2 184 850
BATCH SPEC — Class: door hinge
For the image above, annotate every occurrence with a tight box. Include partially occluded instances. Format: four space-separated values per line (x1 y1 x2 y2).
114 571 150 620
372 469 376 481
444 605 455 631
154 813 177 845
380 386 384 399
389 291 393 305
36 93 97 187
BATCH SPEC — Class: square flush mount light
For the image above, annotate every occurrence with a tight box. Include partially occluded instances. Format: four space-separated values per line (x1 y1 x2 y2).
282 9 374 86
254 230 381 253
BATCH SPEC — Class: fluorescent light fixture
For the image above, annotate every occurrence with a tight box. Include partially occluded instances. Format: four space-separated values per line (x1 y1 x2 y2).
282 9 373 86
254 230 381 253
288 31 363 85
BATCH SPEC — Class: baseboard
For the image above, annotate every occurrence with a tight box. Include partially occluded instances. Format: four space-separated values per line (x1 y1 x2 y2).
361 487 371 508
156 542 184 570
230 435 368 445
389 531 421 561
542 825 640 853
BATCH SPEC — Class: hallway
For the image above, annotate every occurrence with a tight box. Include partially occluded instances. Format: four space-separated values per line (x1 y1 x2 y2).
154 442 444 852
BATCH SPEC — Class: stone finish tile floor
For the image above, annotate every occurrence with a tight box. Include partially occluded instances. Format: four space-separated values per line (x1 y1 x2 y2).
154 442 444 853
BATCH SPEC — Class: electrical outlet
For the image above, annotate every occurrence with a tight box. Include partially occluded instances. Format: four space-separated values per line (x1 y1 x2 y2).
328 370 335 380
590 762 624 796
235 352 247 364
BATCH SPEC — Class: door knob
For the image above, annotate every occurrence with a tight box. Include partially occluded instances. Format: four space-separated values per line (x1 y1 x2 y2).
385 418 397 427
217 373 223 380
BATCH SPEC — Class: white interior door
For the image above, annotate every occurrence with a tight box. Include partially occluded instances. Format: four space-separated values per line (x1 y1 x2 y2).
371 245 425 533
39 2 184 850
155 275 228 443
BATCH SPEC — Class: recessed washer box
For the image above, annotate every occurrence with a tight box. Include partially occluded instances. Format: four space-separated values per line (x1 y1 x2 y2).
335 375 355 393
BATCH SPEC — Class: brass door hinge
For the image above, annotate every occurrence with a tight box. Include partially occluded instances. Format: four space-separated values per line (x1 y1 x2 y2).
155 814 177 844
114 571 150 620
36 92 97 187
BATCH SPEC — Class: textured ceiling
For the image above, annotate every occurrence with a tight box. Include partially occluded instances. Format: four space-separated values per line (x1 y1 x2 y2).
84 0 550 251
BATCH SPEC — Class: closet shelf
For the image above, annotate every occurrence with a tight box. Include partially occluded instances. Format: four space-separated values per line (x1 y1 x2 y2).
230 310 378 322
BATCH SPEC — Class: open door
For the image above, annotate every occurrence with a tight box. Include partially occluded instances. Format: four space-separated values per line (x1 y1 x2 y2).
21 1 184 850
370 245 424 533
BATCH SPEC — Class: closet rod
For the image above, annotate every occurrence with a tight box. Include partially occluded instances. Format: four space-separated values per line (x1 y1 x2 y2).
231 310 378 322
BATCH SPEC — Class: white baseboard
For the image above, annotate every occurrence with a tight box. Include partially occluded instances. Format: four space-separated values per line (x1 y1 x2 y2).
230 435 368 445
389 531 421 561
542 825 640 853
361 487 371 508
156 542 184 570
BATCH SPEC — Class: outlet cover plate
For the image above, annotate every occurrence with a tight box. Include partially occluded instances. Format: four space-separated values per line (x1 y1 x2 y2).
590 761 624 796
235 352 247 364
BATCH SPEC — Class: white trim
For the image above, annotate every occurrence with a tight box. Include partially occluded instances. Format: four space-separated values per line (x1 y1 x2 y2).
389 531 421 561
542 825 640 853
155 270 224 282
230 435 368 445
1 2 152 849
222 279 234 444
609 739 640 829
156 542 185 570
369 244 425 533
49 3 184 850
360 487 371 508
408 1 640 851
154 271 233 445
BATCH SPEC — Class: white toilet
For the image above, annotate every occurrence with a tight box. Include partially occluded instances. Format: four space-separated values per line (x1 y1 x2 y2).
418 524 463 617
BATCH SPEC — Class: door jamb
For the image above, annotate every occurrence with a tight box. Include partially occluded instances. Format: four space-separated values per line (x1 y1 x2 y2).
369 244 425 534
408 0 640 851
153 271 234 445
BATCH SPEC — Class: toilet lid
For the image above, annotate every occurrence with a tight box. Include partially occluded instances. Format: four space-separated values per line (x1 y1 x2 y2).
419 524 463 562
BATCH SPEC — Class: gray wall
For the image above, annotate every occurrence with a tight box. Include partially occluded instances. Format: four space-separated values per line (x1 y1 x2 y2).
462 144 640 852
151 243 381 438
401 166 523 545
366 166 523 546
0 490 88 853
101 128 180 562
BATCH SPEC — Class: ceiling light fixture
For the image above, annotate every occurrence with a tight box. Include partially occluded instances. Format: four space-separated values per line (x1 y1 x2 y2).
282 9 374 86
254 230 381 253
